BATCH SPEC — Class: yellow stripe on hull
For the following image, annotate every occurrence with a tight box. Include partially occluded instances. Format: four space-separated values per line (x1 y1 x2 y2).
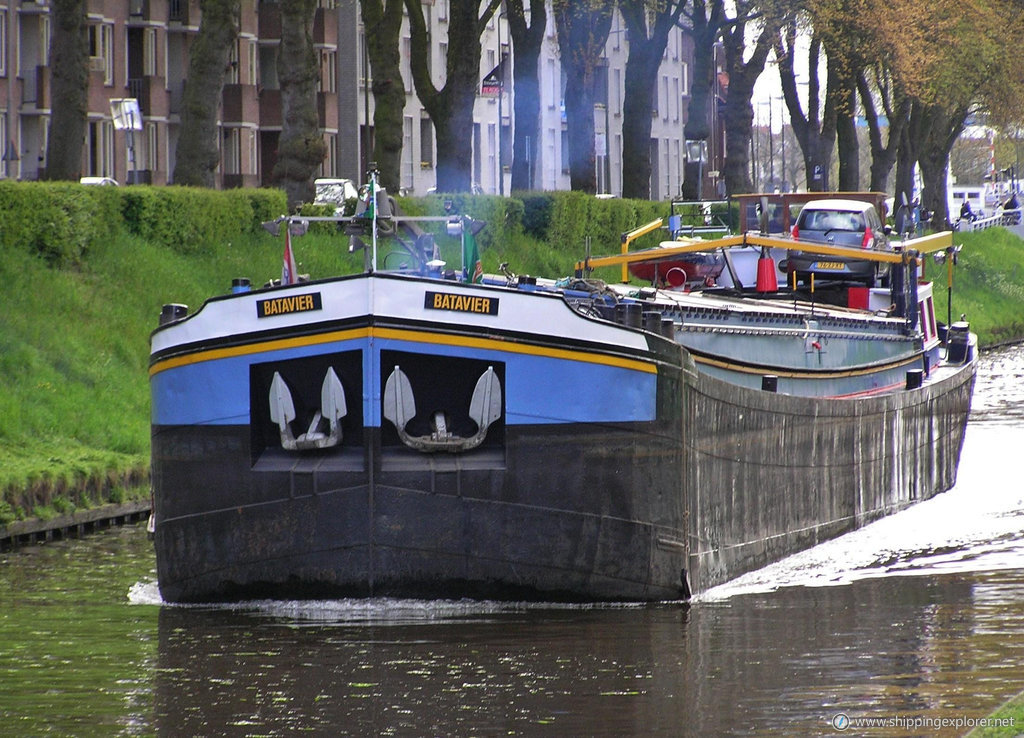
150 326 658 377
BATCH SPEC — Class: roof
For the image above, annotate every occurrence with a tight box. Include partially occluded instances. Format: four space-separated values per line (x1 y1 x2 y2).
800 199 878 213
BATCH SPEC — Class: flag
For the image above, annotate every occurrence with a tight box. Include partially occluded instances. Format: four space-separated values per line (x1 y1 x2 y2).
462 219 482 283
481 55 507 97
282 228 298 285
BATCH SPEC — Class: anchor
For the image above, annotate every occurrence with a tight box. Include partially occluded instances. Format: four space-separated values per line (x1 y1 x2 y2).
382 365 502 453
269 368 347 450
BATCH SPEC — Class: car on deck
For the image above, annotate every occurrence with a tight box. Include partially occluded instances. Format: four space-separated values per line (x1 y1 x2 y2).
787 199 892 287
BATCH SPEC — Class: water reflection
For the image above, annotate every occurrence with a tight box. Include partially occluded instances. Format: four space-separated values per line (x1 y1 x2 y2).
146 571 1024 736
153 605 695 736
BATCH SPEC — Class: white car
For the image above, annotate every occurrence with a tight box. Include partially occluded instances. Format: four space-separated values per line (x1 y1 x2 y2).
313 178 359 213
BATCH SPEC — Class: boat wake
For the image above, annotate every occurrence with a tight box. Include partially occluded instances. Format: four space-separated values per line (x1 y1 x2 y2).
126 580 652 623
698 423 1024 601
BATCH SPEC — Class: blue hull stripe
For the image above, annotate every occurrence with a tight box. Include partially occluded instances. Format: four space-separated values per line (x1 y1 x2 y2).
151 336 658 427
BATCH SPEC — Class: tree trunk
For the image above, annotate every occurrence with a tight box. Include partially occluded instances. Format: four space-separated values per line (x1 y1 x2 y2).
406 0 499 193
680 0 722 199
619 0 683 200
173 0 239 187
893 107 920 212
857 70 910 195
44 0 89 181
361 0 406 192
835 82 859 191
777 26 837 192
917 102 970 229
507 0 545 192
720 16 776 196
554 0 614 194
273 0 328 210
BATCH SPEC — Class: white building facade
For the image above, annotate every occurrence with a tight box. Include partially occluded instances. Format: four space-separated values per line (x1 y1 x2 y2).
349 0 702 200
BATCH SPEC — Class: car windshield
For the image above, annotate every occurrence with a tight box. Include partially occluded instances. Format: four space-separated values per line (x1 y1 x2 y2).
801 210 865 232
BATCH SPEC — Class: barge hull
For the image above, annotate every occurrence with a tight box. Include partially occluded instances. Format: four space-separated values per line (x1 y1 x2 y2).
685 357 976 593
152 423 688 603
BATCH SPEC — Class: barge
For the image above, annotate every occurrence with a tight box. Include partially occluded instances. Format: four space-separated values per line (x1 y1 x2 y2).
149 181 976 602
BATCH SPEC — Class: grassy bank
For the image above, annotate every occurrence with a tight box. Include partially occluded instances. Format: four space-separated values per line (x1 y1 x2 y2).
2 209 1022 524
930 228 1024 346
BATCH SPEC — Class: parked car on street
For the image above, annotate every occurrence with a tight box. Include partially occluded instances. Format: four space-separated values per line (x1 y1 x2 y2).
788 199 892 287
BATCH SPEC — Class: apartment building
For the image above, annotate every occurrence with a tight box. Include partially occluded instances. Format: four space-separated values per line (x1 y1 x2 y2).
0 0 720 199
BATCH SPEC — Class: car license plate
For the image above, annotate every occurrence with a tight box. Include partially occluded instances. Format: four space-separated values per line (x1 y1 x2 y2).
814 261 846 271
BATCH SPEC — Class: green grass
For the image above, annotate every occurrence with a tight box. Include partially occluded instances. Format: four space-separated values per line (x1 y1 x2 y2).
930 228 1024 346
2 218 1024 521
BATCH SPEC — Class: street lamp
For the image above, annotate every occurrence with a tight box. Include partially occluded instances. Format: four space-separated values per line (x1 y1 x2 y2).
774 96 786 192
110 98 142 184
758 100 773 191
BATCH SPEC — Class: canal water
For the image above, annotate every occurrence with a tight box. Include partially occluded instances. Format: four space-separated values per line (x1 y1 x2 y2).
2 346 1023 737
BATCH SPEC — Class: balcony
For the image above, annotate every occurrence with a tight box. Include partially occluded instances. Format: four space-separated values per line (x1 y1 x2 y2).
168 0 192 25
222 83 259 124
313 7 338 46
19 65 49 110
318 91 338 130
127 76 169 118
259 88 282 128
128 0 149 21
259 3 282 39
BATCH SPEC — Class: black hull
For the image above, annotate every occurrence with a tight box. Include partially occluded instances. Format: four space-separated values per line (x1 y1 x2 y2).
684 355 977 592
153 423 688 603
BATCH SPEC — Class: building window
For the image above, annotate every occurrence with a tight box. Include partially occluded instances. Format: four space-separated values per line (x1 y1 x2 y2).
88 120 115 177
146 122 158 171
400 36 411 91
420 117 433 167
320 134 336 176
547 128 556 188
259 45 278 89
359 31 369 88
90 23 115 86
227 42 240 84
402 116 413 188
612 67 621 116
41 16 50 62
547 58 556 109
249 129 258 174
487 122 496 192
0 112 7 178
320 49 336 93
144 28 157 76
248 40 258 86
0 10 7 77
223 128 241 175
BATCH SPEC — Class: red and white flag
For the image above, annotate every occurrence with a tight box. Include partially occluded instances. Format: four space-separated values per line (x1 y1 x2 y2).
282 228 298 285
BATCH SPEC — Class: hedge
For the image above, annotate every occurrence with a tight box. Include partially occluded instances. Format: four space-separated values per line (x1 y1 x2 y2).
0 181 288 263
0 180 676 270
0 181 122 266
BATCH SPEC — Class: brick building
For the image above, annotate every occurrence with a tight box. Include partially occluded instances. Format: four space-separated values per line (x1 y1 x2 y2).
0 0 721 199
